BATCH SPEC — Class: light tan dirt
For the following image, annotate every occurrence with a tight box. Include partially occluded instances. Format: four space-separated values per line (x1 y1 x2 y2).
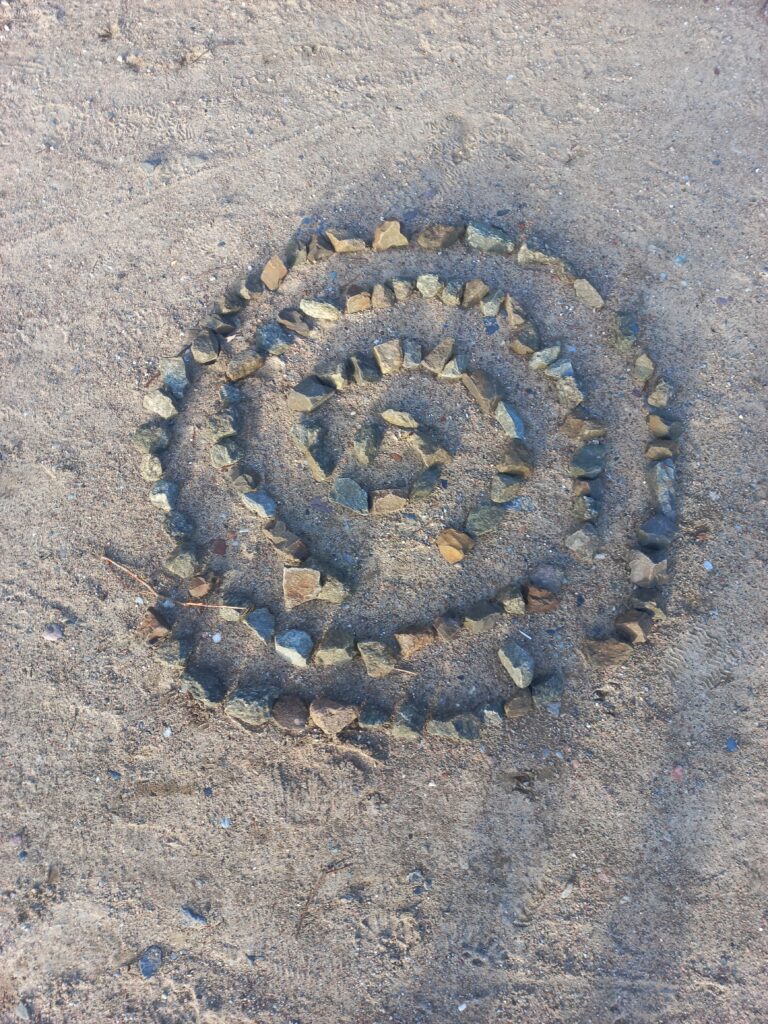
1 2 767 1022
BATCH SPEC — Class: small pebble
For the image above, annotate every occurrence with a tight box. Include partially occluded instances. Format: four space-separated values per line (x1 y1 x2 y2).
43 623 64 642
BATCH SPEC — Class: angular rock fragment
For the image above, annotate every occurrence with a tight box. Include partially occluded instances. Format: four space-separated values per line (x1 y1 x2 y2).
496 584 526 615
409 428 451 467
208 408 238 441
260 255 288 291
143 389 179 420
545 359 585 409
307 233 334 262
371 283 395 308
317 361 349 391
149 479 178 513
509 321 541 357
190 330 221 364
646 459 676 518
439 281 462 307
241 490 277 519
496 439 534 477
614 609 653 645
352 422 383 466
291 421 335 481
491 474 524 503
631 587 667 623
390 278 413 302
373 338 404 374
528 345 561 371
610 312 640 354
564 525 599 561
461 278 490 308
274 629 314 668
504 688 534 718
381 408 418 429
523 583 560 614
357 640 397 678
415 224 463 249
140 454 163 482
315 628 357 667
573 490 601 523
271 694 309 733
282 567 322 609
277 309 312 338
531 671 565 714
318 573 347 604
570 443 605 479
498 641 535 688
226 686 277 727
438 355 467 381
164 544 198 578
636 513 675 549
480 290 505 316
476 700 505 727
465 501 507 536
159 356 188 400
392 703 424 741
632 353 655 385
503 295 527 331
287 376 335 412
139 606 171 643
647 412 682 440
255 321 294 356
561 411 606 441
309 698 358 736
330 477 369 515
244 607 275 644
461 368 502 414
433 612 462 641
325 229 367 253
426 714 481 741
516 241 570 276
416 273 442 299
395 627 434 660
410 464 445 501
182 668 226 708
371 488 409 514
263 520 309 564
421 336 455 374
133 421 172 454
348 351 381 384
299 298 341 322
495 400 526 439
206 313 238 336
210 439 241 470
629 549 669 586
465 221 516 254
463 600 504 633
572 278 604 309
187 575 211 599
226 348 264 382
436 528 475 563
647 379 672 408
372 220 408 251
342 284 372 314
583 638 633 667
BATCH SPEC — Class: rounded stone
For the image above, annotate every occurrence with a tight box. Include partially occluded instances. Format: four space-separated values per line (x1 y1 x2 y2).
272 695 309 734
309 698 359 737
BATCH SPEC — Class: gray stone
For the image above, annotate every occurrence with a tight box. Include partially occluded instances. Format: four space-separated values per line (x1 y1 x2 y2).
274 629 314 667
226 348 264 382
159 356 188 399
244 607 275 644
348 351 381 384
359 701 391 730
271 694 309 734
133 422 171 454
531 671 565 715
545 359 585 409
629 549 669 587
353 422 384 466
330 477 369 515
287 376 335 412
495 400 526 439
496 584 526 615
570 443 605 479
465 501 507 536
372 338 404 374
491 474 524 503
190 330 220 364
140 453 163 482
498 640 535 688
573 278 604 309
410 464 445 501
149 479 178 513
409 428 450 467
415 224 463 249
421 337 455 374
637 513 675 549
496 439 534 477
390 278 413 302
206 313 238 336
439 281 462 307
528 345 561 371
426 715 480 741
461 278 490 308
480 290 505 316
143 390 179 420
315 628 357 667
646 459 676 518
182 668 226 707
573 492 601 523
226 686 277 727
381 408 419 429
462 369 502 414
463 600 504 633
164 544 198 578
465 221 516 254
299 298 340 322
415 273 443 299
208 409 238 444
564 525 599 561
291 421 335 481
256 321 294 355
357 640 397 678
220 382 242 405
227 468 258 494
210 439 241 469
392 703 424 741
307 233 334 262
241 490 277 518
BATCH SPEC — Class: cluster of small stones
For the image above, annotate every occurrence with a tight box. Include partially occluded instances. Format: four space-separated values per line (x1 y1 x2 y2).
132 218 680 743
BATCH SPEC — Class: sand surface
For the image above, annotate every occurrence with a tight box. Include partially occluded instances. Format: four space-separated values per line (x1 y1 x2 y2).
1 2 767 1021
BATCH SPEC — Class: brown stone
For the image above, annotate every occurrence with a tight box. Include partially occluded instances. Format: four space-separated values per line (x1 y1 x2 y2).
463 601 504 633
373 338 404 374
629 549 669 586
415 224 463 249
583 638 633 667
260 255 288 291
421 337 455 374
395 627 434 659
263 520 309 565
614 609 654 645
139 607 170 642
524 583 560 614
461 368 502 414
436 528 475 564
371 283 395 308
461 278 490 308
371 489 409 515
325 229 367 253
342 284 372 314
496 439 535 478
561 411 606 441
372 220 408 251
309 698 358 737
226 347 264 382
187 576 211 599
573 278 604 309
272 695 309 734
283 567 322 609
357 640 398 678
504 688 534 719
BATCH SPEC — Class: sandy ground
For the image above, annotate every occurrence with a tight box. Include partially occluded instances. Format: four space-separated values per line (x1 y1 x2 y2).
1 2 767 1022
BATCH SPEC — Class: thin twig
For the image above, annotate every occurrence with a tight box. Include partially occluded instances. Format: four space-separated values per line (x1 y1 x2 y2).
99 555 248 611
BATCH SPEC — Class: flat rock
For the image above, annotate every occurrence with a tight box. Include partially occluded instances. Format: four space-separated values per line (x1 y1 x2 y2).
498 640 535 688
564 525 599 561
570 443 605 479
271 694 309 733
583 638 633 668
465 501 507 536
274 629 314 668
133 422 171 453
190 330 220 364
353 422 384 466
509 321 541 356
395 627 434 659
409 427 450 467
573 278 604 309
187 575 211 599
372 220 408 251
183 669 226 708
263 519 309 564
415 224 463 249
562 411 606 441
348 351 380 384
496 439 534 477
309 698 359 736
491 474 524 503
426 714 481 742
318 574 347 604
330 477 369 515
516 241 570 275
373 338 404 374
149 479 178 513
415 273 442 299
287 376 335 412
646 459 676 518
241 490 277 519
371 488 409 515
495 400 526 439
315 628 357 667
465 221 516 254
629 549 669 586
410 464 445 501
381 408 418 429
392 703 424 741
524 583 560 614
371 283 395 308
462 278 490 308
261 254 288 291
210 439 241 470
226 348 264 381
143 390 179 420
421 336 455 374
291 421 335 481
244 607 275 644
357 640 397 678
637 513 675 549
208 408 238 441
464 600 504 633
277 309 312 337
504 688 534 718
299 298 341 322
390 278 413 302
342 284 372 314
531 671 565 714
283 567 322 609
461 368 502 413
325 229 367 253
436 528 475 563
226 686 277 727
